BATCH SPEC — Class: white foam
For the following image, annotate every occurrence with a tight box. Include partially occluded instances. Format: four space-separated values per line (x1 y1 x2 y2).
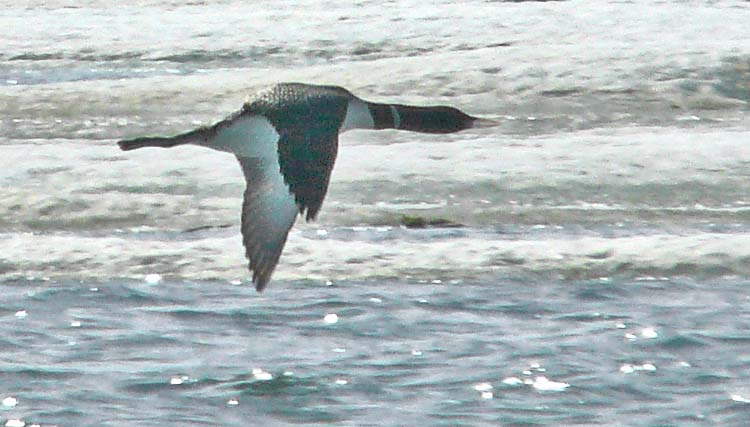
2 396 17 407
8 217 750 284
620 363 657 374
502 377 523 386
144 274 162 285
252 368 273 381
531 376 570 392
169 375 188 385
473 382 493 392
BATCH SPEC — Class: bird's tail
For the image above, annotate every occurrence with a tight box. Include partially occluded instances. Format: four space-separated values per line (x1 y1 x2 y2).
117 127 211 151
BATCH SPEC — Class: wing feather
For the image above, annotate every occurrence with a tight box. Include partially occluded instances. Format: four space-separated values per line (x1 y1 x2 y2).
243 84 348 221
237 156 298 291
276 129 338 220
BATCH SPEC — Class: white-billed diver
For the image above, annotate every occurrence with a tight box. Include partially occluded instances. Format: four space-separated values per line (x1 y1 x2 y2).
118 82 492 291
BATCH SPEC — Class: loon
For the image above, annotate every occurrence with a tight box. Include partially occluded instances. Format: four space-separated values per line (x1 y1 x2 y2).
118 82 491 291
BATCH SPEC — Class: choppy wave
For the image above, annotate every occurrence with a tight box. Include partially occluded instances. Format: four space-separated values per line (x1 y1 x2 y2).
5 225 750 284
3 271 750 426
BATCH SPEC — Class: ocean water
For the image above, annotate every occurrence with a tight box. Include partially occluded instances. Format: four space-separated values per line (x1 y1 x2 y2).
2 0 750 425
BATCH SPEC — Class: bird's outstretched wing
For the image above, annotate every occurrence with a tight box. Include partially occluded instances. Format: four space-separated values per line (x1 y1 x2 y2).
236 156 299 291
276 128 339 221
244 84 347 221
236 125 340 290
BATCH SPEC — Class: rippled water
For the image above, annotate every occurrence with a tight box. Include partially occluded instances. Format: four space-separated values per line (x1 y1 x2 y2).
2 0 750 426
3 276 750 426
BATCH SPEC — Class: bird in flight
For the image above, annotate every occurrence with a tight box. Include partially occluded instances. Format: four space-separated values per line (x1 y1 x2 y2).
118 83 490 291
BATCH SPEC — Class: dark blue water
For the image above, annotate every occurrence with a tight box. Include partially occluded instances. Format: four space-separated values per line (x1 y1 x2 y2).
2 276 750 426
